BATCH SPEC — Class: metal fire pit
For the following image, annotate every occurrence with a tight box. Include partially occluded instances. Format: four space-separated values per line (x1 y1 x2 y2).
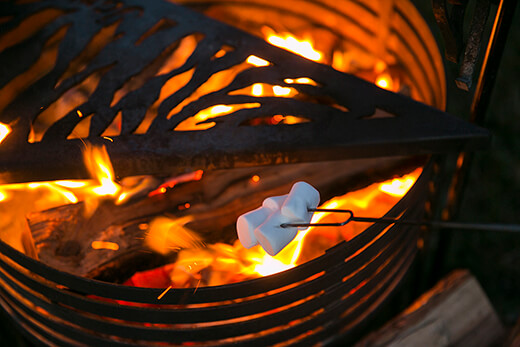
0 0 489 345
0 173 427 346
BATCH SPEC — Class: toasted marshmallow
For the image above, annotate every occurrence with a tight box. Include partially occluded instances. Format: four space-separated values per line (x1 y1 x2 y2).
236 206 271 248
254 210 298 256
281 181 320 228
262 194 287 211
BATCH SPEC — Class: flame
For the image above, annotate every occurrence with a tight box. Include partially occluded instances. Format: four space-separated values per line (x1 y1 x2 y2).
378 174 416 197
284 77 317 86
157 285 172 300
83 145 120 197
145 215 204 255
120 25 419 285
263 27 323 62
0 144 155 251
247 55 270 67
136 169 422 288
0 123 11 144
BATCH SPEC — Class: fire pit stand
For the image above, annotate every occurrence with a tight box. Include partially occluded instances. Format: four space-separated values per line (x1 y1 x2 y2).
0 168 429 346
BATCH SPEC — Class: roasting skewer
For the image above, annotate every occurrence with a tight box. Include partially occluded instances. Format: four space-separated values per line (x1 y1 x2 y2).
237 181 520 256
281 208 520 233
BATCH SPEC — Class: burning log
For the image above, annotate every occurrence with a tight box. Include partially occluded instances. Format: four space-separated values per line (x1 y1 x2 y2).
180 156 424 244
25 156 421 281
357 270 504 347
26 179 204 279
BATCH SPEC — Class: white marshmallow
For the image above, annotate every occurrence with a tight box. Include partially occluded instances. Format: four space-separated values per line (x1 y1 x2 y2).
262 194 287 211
236 206 271 248
254 210 298 256
281 182 320 228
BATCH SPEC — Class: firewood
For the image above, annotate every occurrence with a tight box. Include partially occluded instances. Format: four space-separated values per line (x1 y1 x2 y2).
27 180 203 278
356 270 504 347
26 156 421 279
183 156 423 242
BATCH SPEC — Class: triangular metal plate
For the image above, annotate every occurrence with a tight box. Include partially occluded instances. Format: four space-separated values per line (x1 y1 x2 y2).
0 0 489 183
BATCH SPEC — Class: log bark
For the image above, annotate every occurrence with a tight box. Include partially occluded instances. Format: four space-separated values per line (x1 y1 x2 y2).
356 270 504 347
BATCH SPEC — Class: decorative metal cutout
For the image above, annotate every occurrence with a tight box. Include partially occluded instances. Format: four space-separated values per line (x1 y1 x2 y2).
0 0 489 183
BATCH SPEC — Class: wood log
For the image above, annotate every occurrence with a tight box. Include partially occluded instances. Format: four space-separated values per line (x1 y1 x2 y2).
184 156 423 242
27 179 204 278
27 156 422 279
356 270 504 347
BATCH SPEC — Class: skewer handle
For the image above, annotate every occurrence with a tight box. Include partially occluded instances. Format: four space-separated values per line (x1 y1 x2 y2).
280 208 520 233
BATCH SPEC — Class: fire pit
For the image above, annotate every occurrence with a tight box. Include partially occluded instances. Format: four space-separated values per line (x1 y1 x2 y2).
0 0 490 345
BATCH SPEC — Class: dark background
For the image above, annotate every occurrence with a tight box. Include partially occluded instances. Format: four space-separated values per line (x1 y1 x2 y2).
0 0 519 345
415 0 520 329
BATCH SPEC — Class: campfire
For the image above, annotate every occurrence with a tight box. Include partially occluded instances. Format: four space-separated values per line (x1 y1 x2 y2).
0 21 421 287
0 0 492 345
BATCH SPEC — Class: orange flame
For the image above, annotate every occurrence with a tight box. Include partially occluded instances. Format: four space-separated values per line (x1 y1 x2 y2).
83 145 120 197
0 144 136 250
246 55 270 67
263 27 323 62
378 174 417 197
0 123 11 144
141 169 422 287
3 25 409 286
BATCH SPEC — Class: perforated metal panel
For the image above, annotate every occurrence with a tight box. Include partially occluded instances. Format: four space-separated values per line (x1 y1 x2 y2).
0 0 488 183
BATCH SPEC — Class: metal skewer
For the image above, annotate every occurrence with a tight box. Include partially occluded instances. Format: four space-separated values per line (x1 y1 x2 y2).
280 208 520 233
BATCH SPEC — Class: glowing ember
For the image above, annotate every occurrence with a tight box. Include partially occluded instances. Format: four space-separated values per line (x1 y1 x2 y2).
149 169 203 196
145 216 204 255
91 241 120 251
0 23 412 288
375 73 393 90
0 123 11 144
157 285 172 300
129 169 422 288
253 255 293 276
